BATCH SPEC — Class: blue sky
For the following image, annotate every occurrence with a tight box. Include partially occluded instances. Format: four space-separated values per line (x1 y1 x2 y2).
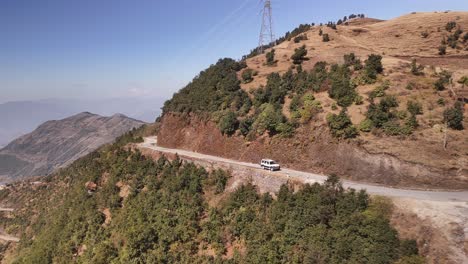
1 0 467 103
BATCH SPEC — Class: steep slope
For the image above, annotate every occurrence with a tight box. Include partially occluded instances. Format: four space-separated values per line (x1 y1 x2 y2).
0 112 145 181
158 12 468 189
0 139 422 263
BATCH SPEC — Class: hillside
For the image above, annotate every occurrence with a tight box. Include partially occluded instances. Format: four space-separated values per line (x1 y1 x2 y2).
0 135 422 263
0 112 145 182
0 97 165 147
159 12 468 189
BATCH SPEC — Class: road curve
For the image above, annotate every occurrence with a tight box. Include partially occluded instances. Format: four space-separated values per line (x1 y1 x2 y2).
139 137 468 203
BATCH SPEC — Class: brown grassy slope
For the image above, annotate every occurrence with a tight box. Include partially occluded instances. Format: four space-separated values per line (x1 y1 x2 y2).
234 12 468 185
240 11 468 91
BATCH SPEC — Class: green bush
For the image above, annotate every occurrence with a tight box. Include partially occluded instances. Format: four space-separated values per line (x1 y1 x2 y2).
218 111 239 135
265 49 276 66
438 45 446 55
242 68 254 83
410 59 424 75
444 102 464 130
327 109 358 139
363 54 383 83
322 33 330 42
328 64 357 107
407 100 423 115
293 34 308 43
291 45 308 64
359 119 373 132
163 58 249 115
445 21 456 32
434 70 452 91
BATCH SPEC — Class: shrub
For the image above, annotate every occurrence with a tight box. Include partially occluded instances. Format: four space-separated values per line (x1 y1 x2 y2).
218 111 239 135
405 114 419 129
322 33 330 42
366 95 399 128
359 119 373 132
383 121 413 136
445 21 456 32
437 98 445 106
458 76 468 87
438 45 446 55
410 59 424 75
319 28 323 36
242 68 254 83
276 122 295 137
265 49 276 66
239 117 254 136
420 31 429 38
407 100 423 115
434 70 452 91
298 93 322 123
463 32 468 42
364 54 383 82
354 95 364 105
328 64 357 107
344 53 358 67
443 102 464 130
293 34 308 43
252 103 285 135
447 34 457 48
291 45 308 64
327 109 358 139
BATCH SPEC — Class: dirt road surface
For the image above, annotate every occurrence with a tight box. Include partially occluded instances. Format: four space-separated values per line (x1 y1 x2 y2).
139 137 468 202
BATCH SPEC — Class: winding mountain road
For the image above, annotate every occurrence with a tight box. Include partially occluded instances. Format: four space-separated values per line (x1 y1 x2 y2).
139 137 468 202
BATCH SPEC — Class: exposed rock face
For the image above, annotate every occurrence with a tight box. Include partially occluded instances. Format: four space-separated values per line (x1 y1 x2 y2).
0 112 144 181
157 113 468 189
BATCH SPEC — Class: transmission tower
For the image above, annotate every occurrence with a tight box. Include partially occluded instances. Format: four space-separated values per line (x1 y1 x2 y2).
258 0 274 54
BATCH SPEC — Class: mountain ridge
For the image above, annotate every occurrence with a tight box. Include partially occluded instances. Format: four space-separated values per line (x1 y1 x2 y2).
0 112 145 181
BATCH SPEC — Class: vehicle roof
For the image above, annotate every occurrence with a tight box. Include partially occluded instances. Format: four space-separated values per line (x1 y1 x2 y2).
261 159 276 162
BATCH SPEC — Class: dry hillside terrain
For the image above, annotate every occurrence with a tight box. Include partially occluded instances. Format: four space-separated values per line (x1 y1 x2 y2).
159 12 468 189
0 112 145 182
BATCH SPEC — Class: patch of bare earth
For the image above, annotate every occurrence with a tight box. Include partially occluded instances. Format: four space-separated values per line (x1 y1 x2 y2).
391 198 468 264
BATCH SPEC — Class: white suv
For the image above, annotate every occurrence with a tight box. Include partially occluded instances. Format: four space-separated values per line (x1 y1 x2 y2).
260 159 281 171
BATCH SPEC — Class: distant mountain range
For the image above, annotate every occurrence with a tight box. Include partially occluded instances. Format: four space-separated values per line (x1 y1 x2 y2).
0 97 165 147
0 112 145 181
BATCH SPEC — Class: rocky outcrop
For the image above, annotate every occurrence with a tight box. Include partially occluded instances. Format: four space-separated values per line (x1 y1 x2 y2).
0 112 145 181
157 113 468 189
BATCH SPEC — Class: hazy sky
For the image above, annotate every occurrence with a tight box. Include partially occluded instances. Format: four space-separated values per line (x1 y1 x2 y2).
1 0 467 103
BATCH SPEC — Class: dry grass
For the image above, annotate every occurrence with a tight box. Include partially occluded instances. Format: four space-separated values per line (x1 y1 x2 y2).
237 11 468 173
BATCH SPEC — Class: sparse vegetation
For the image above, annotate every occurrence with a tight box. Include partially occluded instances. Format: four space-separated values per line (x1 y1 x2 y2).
293 34 308 43
444 102 464 130
327 108 358 139
291 45 308 64
410 59 424 75
438 45 447 55
265 49 276 66
434 70 452 91
322 33 330 42
242 68 254 83
218 111 239 135
407 100 423 116
363 54 383 83
445 21 457 32
328 64 357 107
